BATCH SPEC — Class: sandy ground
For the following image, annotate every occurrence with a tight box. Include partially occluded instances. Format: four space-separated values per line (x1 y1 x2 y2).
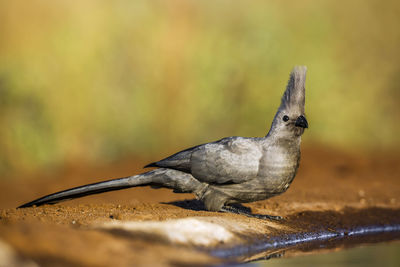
0 145 399 266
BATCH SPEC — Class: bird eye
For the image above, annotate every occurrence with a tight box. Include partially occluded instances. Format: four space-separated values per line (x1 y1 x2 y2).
282 115 289 122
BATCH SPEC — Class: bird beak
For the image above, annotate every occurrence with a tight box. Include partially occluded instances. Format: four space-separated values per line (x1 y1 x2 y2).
295 115 308 128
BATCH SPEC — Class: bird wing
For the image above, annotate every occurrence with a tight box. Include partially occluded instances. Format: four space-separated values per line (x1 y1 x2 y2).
145 137 263 184
190 137 262 184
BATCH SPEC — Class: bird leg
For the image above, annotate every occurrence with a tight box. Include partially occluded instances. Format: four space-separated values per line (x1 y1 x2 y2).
220 205 283 221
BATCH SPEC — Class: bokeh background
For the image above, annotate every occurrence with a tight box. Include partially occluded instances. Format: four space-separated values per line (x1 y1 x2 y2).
0 0 399 177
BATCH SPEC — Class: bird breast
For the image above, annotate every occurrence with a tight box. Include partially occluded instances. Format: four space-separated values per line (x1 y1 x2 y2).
257 144 300 193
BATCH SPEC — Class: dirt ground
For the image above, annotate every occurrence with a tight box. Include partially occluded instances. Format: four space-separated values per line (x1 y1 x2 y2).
0 144 399 266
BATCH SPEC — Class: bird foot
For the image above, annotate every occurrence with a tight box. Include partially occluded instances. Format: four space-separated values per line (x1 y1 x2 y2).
220 205 283 221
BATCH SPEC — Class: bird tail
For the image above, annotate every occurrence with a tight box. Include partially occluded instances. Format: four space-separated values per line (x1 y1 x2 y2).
18 169 204 208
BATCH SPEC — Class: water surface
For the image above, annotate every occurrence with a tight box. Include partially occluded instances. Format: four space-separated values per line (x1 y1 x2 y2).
252 241 400 267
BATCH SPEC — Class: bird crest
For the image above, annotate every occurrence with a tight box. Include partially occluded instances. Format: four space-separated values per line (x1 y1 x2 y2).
279 66 307 114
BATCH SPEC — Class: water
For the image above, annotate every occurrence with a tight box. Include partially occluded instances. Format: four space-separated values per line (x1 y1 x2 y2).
250 241 400 267
213 229 400 267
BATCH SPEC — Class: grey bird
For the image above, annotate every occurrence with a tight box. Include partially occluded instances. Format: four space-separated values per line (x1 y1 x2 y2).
18 66 308 220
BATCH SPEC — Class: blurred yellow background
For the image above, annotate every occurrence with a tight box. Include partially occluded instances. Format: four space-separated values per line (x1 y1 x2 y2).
0 0 399 176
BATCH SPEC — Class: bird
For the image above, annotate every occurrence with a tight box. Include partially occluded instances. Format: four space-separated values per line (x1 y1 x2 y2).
18 66 308 220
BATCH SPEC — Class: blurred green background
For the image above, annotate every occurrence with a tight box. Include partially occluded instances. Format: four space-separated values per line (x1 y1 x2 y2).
0 0 399 177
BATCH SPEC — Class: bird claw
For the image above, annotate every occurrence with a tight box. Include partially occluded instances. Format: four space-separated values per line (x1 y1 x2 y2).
220 206 283 221
252 214 283 221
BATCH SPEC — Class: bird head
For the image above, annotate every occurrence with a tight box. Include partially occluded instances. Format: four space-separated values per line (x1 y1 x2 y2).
268 66 308 138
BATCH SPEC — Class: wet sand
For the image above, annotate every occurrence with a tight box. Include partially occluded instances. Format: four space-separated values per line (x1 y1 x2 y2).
0 145 399 266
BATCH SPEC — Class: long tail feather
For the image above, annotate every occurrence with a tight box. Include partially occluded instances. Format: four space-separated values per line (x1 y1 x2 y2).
18 172 153 208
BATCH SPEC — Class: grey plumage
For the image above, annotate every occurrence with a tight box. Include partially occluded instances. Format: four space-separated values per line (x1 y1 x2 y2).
19 66 308 219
